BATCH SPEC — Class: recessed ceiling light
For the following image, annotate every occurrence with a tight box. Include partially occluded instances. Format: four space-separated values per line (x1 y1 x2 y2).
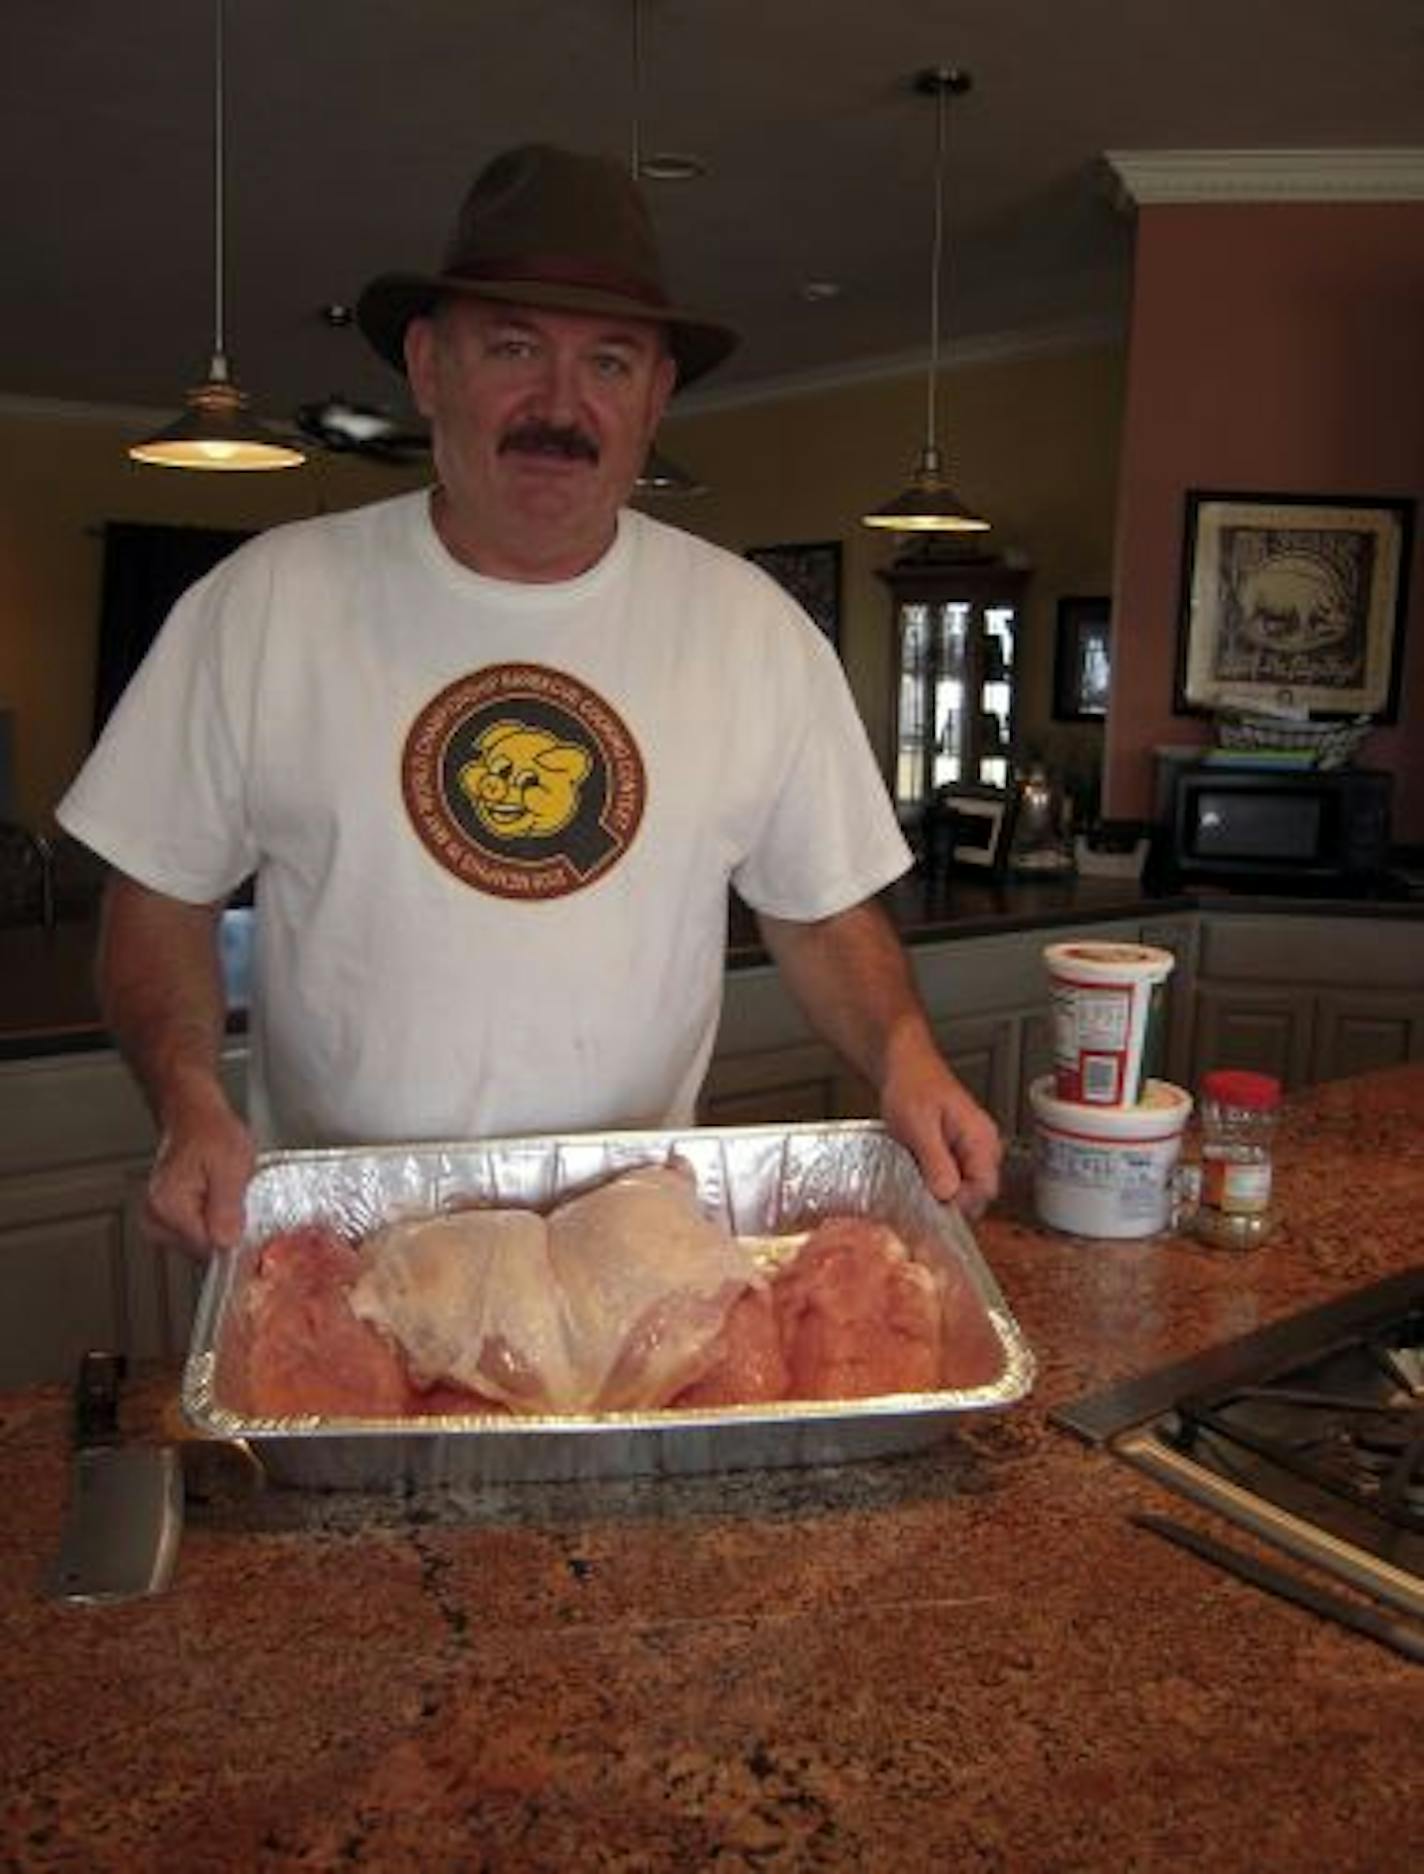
799 280 843 303
637 152 706 182
320 302 354 327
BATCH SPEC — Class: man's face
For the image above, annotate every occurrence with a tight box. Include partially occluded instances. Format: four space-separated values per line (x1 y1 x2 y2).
405 298 676 581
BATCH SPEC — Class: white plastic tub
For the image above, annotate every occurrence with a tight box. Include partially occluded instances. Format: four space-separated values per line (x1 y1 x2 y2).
1029 1075 1192 1239
1043 939 1176 1107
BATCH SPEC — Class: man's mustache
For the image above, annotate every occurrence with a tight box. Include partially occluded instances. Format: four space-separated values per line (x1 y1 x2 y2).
498 422 599 463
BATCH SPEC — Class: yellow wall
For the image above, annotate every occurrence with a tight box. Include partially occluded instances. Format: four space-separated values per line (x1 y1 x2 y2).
0 340 1124 828
653 343 1125 777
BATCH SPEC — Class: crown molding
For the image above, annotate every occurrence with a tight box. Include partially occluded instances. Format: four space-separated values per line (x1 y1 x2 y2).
1105 148 1424 212
673 313 1125 417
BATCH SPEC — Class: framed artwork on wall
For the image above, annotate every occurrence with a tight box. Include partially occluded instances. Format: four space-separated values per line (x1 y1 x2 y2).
745 540 842 649
1174 490 1414 720
1052 595 1112 720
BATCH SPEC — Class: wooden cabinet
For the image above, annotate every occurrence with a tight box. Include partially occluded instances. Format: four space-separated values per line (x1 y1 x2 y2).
703 917 1159 1139
3 906 1418 1384
1187 914 1424 1089
0 1047 242 1388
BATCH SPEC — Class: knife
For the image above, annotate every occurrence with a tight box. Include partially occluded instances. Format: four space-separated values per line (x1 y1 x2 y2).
1132 1511 1424 1665
45 1350 185 1605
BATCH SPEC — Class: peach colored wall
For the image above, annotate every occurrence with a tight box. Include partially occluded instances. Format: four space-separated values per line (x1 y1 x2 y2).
1107 202 1424 841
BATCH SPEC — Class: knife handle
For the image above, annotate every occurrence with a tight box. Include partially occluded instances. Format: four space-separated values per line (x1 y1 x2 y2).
75 1349 127 1448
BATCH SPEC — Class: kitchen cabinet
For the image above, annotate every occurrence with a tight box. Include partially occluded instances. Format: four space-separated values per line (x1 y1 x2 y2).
1187 913 1424 1089
0 1047 239 1387
703 917 1169 1137
2 904 1415 1383
878 553 1030 817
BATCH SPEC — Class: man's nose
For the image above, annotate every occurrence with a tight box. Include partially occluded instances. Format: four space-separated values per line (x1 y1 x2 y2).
530 347 582 423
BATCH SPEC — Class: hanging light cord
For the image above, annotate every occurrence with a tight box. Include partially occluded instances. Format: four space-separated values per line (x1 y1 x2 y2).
630 0 644 179
211 0 228 369
925 73 948 465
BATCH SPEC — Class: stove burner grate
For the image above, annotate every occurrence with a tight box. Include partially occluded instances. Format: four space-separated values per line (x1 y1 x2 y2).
1171 1320 1424 1535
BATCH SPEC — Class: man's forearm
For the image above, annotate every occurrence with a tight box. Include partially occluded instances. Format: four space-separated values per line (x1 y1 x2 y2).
755 899 936 1089
757 897 1002 1210
97 874 231 1127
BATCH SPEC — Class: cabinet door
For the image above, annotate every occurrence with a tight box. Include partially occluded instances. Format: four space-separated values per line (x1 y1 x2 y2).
1310 992 1424 1084
931 1011 1018 1133
1016 1009 1054 1136
698 1041 843 1127
1190 985 1314 1090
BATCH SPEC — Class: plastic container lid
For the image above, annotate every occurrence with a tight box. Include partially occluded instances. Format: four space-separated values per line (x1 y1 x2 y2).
1200 1069 1282 1110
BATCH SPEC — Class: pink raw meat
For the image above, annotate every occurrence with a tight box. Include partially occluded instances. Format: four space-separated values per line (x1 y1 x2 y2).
669 1283 789 1408
233 1224 416 1418
773 1216 945 1400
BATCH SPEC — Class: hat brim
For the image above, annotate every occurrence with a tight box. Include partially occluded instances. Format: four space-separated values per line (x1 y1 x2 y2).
356 271 738 391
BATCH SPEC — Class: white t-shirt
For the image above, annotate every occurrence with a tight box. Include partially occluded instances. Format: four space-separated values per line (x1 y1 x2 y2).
59 493 911 1147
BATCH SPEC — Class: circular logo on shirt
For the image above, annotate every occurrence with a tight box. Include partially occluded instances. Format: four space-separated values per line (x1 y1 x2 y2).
402 664 645 900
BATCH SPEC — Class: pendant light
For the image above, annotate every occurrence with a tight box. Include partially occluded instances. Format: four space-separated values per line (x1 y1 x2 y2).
628 0 707 499
130 0 303 471
863 68 987 534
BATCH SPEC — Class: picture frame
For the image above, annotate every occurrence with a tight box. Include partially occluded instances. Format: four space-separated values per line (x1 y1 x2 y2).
745 540 842 649
1053 595 1112 720
1175 491 1415 720
933 784 1014 873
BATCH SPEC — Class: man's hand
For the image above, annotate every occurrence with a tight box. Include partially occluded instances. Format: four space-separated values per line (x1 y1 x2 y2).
97 873 254 1257
756 900 1004 1217
878 1029 1003 1218
146 1071 256 1258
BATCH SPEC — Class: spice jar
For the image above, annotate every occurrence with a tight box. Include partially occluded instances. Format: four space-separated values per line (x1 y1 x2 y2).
1192 1068 1282 1250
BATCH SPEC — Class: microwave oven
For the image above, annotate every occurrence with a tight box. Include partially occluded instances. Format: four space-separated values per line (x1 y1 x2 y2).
1160 763 1393 886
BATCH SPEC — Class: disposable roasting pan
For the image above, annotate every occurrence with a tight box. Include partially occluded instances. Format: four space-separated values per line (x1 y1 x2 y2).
182 1121 1035 1489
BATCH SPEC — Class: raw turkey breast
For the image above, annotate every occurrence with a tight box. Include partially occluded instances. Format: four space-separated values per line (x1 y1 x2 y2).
772 1216 945 1400
667 1285 789 1409
350 1163 755 1414
230 1224 416 1418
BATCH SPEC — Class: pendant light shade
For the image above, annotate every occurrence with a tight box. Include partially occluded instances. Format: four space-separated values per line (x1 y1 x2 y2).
636 444 707 496
130 0 303 472
863 68 987 534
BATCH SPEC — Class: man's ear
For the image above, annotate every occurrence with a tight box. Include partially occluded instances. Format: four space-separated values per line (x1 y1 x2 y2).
404 315 437 419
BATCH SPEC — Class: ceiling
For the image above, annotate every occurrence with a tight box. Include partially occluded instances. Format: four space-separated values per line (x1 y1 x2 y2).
3 0 1420 429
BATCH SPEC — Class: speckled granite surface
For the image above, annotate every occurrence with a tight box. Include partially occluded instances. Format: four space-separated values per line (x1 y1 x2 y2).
2 1068 1422 1872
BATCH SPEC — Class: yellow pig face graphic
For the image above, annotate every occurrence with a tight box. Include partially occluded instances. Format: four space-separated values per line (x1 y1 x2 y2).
457 719 592 840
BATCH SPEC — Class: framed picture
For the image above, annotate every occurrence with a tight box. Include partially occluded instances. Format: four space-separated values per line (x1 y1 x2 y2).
935 784 1013 872
1175 491 1415 720
1053 595 1112 720
745 540 841 649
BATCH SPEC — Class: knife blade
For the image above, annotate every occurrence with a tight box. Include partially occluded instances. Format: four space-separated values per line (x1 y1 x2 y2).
1132 1511 1424 1665
45 1351 185 1605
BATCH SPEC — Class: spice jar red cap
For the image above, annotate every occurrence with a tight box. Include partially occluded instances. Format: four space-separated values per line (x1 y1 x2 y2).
1200 1069 1282 1110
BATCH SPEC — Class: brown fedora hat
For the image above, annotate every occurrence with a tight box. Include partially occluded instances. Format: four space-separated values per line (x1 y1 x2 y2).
356 143 738 390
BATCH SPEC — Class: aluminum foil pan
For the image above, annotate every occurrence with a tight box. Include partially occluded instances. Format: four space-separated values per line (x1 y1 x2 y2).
182 1121 1035 1490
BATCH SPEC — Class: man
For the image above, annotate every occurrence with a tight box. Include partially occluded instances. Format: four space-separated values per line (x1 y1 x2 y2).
58 144 1001 1257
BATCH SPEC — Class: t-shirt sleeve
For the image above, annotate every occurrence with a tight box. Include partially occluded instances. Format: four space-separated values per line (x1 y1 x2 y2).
731 612 912 921
56 559 260 903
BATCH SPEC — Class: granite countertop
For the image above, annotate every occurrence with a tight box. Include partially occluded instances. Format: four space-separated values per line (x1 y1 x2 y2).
2 1066 1422 1871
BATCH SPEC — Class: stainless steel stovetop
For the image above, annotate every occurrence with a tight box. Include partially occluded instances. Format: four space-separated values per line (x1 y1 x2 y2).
1053 1266 1424 1622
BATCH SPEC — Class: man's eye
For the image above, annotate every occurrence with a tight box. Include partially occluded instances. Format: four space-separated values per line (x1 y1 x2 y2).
490 338 536 361
592 352 633 379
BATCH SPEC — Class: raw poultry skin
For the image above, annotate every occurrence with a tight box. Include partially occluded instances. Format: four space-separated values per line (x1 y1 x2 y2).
349 1163 755 1414
772 1216 945 1399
